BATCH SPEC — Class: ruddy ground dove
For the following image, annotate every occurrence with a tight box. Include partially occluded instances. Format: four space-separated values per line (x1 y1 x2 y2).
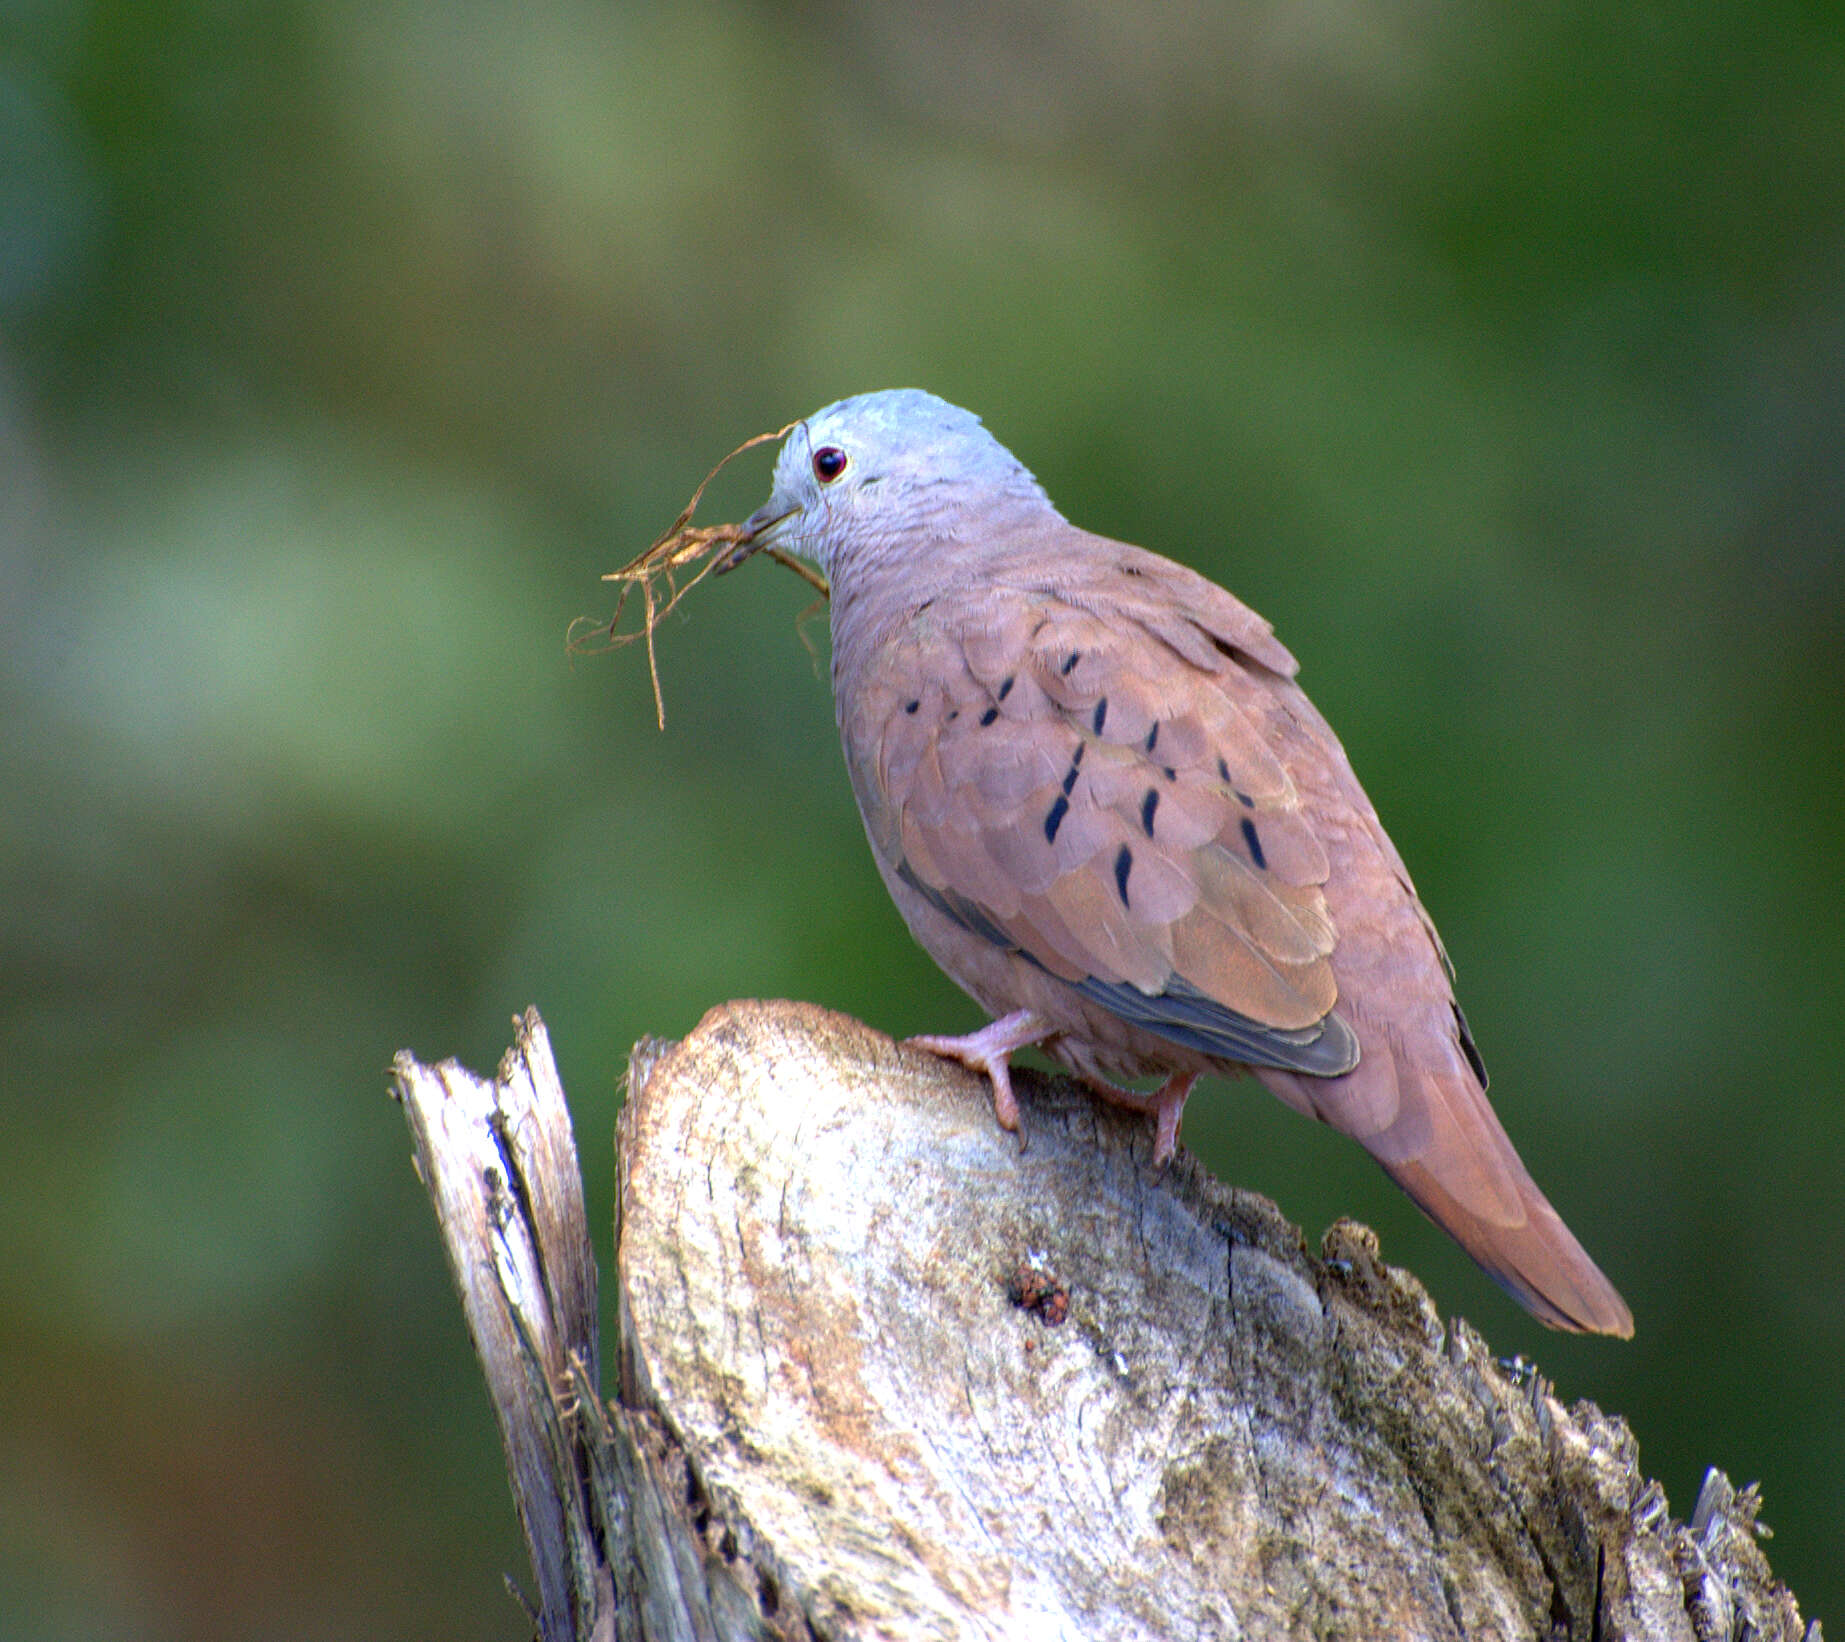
719 389 1631 1336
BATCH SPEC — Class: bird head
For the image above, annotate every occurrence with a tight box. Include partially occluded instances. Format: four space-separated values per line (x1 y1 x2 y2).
721 390 1052 581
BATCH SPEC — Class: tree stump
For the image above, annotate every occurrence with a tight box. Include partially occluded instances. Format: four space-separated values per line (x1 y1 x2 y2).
392 1001 1816 1642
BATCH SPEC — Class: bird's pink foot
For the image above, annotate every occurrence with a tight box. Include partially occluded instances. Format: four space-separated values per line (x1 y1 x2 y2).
1080 1071 1199 1166
906 1010 1049 1140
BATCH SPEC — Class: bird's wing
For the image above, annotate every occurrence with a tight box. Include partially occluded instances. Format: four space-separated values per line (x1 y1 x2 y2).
841 537 1358 1076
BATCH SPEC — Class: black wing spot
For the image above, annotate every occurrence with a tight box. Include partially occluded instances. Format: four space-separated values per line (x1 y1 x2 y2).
1045 794 1070 843
1145 722 1159 753
1061 651 1081 676
1163 766 1177 782
1240 816 1267 871
1093 697 1108 735
1140 789 1159 837
998 675 1015 701
1114 844 1133 907
1216 757 1256 806
905 699 920 715
979 706 1000 726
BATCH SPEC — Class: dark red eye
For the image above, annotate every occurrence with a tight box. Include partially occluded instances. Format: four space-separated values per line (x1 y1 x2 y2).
812 446 848 483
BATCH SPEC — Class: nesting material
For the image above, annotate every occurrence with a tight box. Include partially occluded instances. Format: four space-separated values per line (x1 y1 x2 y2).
571 423 828 728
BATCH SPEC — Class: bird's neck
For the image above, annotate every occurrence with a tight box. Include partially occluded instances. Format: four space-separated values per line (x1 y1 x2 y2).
826 495 1058 680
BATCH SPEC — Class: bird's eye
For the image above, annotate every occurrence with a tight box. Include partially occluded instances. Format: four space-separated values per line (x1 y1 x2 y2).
812 446 848 483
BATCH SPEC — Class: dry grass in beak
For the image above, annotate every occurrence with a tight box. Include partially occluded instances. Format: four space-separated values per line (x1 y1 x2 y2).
569 423 829 729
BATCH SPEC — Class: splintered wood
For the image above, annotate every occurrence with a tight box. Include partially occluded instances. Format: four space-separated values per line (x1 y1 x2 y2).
571 423 828 729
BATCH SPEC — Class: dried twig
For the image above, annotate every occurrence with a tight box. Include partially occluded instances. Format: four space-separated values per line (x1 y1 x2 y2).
569 424 829 729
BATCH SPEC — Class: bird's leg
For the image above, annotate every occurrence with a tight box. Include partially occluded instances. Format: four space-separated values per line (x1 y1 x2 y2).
905 1010 1049 1140
1079 1071 1199 1167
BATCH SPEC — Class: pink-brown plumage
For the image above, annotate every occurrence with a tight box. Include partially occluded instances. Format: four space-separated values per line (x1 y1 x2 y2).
726 390 1631 1336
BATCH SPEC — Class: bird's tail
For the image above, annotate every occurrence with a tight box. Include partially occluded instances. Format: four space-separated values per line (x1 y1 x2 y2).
1258 1052 1633 1337
1378 1146 1634 1336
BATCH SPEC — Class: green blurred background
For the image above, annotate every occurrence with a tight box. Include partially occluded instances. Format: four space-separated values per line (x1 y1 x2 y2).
3 1 1840 1635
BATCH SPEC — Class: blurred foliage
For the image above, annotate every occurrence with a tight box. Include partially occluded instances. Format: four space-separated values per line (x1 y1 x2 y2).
2 1 1840 1636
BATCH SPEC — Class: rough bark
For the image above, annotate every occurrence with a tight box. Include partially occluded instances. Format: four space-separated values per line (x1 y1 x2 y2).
394 1001 1817 1642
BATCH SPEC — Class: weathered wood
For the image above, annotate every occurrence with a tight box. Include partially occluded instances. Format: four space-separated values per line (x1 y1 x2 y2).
393 1010 614 1642
396 1001 1817 1642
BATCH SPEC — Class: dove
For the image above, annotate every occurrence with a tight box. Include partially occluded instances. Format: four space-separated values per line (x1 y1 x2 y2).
718 389 1632 1336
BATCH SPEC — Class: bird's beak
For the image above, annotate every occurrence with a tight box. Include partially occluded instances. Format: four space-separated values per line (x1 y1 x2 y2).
715 502 795 574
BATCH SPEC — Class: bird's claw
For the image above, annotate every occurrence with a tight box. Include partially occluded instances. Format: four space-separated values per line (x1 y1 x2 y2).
1080 1070 1199 1166
906 1010 1048 1148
